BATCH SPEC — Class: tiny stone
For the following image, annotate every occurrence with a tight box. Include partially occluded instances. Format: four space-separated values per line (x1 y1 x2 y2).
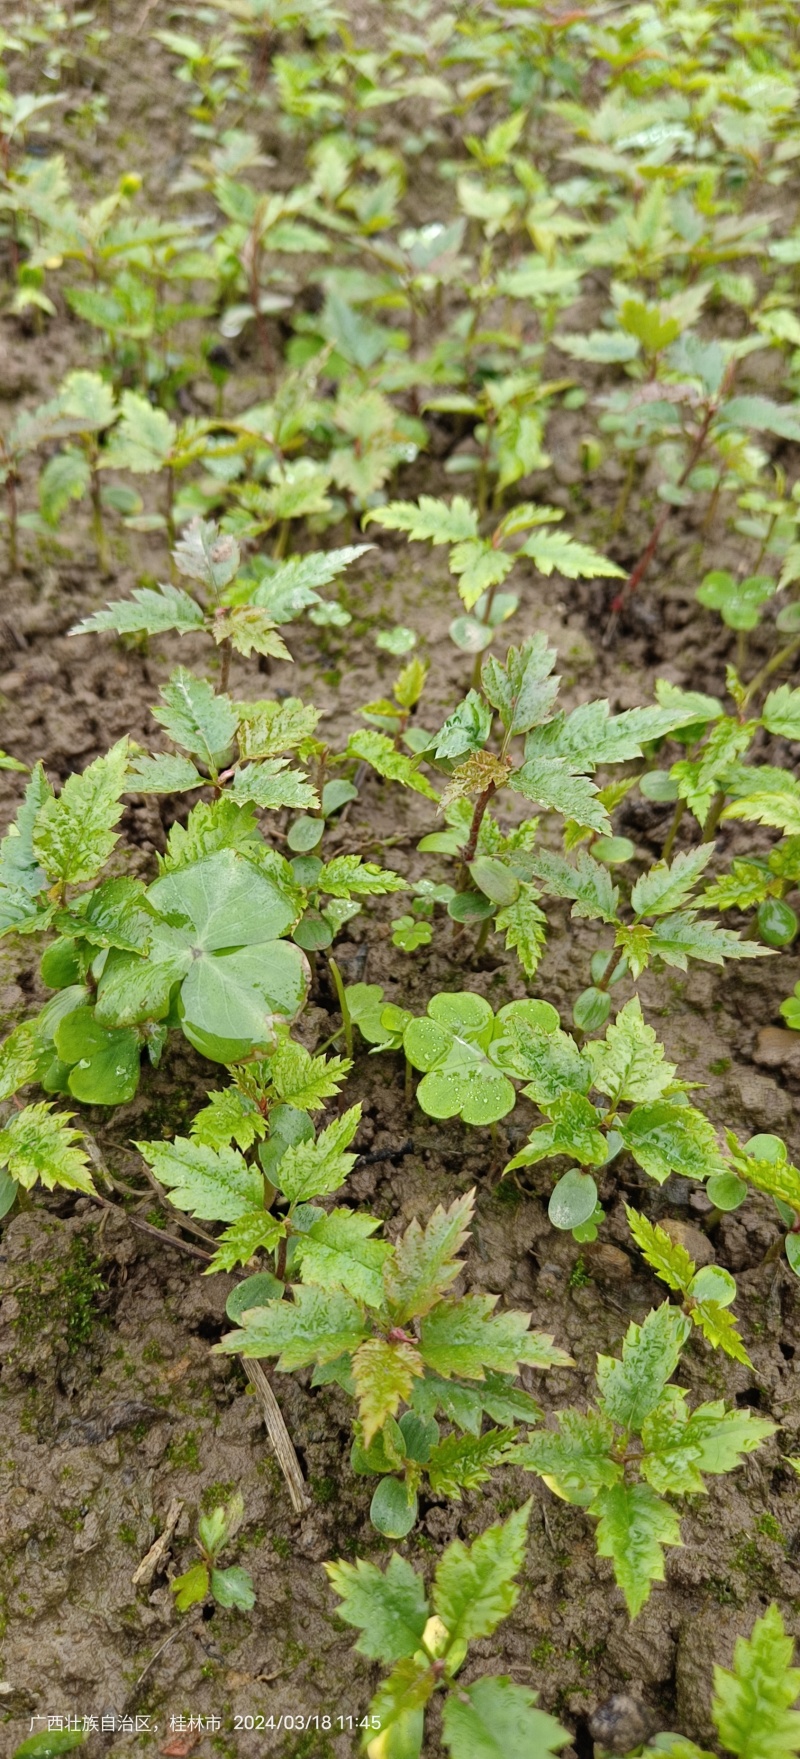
589 1693 653 1753
659 1218 715 1267
585 1243 633 1283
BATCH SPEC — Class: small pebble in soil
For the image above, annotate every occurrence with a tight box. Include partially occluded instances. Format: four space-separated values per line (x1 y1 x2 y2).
659 1218 715 1267
589 1693 653 1753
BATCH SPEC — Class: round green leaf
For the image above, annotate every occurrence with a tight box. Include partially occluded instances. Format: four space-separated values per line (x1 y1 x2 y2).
785 1233 800 1277
55 1005 140 1105
573 987 611 1031
757 897 798 948
287 815 324 852
639 770 680 802
495 997 560 1034
12 1734 85 1758
399 1411 439 1463
210 1564 256 1610
290 855 323 887
226 1272 284 1323
428 991 494 1036
449 615 494 653
404 1016 452 1072
376 625 417 655
149 849 297 946
293 911 334 951
321 779 358 815
41 937 82 990
180 940 310 1063
447 890 494 922
689 1265 736 1307
369 1476 418 1538
777 602 800 634
745 1133 786 1162
706 1172 748 1211
548 1169 598 1231
469 856 520 907
592 836 635 866
460 1068 516 1126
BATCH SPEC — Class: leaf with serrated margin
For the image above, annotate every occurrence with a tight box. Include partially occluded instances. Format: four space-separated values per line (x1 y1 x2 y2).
529 848 619 923
101 389 176 471
212 606 292 662
631 846 715 919
174 518 239 593
433 1503 530 1644
641 1389 774 1496
207 1211 285 1274
692 1301 752 1369
586 998 676 1105
442 1675 570 1759
482 635 560 736
364 494 478 545
713 1602 800 1759
421 1295 569 1380
33 738 129 886
427 1428 516 1498
152 668 238 770
295 1210 391 1306
625 1208 694 1292
347 730 438 800
647 912 771 970
275 1103 361 1202
511 758 609 833
353 1337 425 1443
237 697 320 759
593 1481 681 1618
515 1407 619 1505
138 1136 263 1221
325 1552 429 1662
191 1087 265 1152
495 882 548 980
230 761 318 811
520 529 624 580
269 1041 350 1111
0 764 49 922
0 1102 93 1194
621 1101 727 1186
451 540 515 611
525 700 710 772
217 1284 369 1369
597 1303 691 1433
762 685 800 742
127 752 204 794
385 1190 474 1323
318 855 407 898
368 1655 432 1758
0 1022 39 1101
160 798 261 872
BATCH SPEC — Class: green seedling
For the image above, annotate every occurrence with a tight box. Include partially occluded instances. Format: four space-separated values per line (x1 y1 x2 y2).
626 1208 750 1366
171 1492 255 1613
628 1603 800 1759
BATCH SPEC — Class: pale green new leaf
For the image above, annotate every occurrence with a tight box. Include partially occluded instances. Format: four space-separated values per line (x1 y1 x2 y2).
586 999 676 1104
33 738 129 886
269 1041 350 1111
481 634 559 735
0 1102 93 1193
274 1103 361 1202
713 1603 800 1759
295 1209 391 1306
0 1021 39 1102
442 1676 569 1759
384 1190 475 1324
72 583 204 638
39 448 90 524
762 686 800 742
237 698 320 759
347 730 438 800
174 518 240 593
433 1503 531 1644
365 495 478 545
191 1087 266 1152
152 668 238 770
352 1337 425 1443
631 846 715 919
324 1553 429 1662
138 1136 263 1221
515 1408 619 1506
127 753 204 794
625 1208 694 1292
217 1283 368 1369
206 1211 285 1274
621 1101 727 1185
58 368 116 430
102 389 176 472
593 1481 681 1618
596 1303 691 1432
495 882 547 978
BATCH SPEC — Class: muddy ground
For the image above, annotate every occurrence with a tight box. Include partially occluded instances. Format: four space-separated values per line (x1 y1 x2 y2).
2 7 800 1758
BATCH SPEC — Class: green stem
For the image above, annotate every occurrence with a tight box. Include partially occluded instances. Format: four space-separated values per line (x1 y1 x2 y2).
473 914 492 959
328 957 353 1059
90 462 110 574
702 790 726 843
219 637 232 695
661 798 686 861
743 634 800 708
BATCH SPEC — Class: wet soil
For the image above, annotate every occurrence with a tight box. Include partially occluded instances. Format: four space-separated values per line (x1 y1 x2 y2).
2 6 800 1758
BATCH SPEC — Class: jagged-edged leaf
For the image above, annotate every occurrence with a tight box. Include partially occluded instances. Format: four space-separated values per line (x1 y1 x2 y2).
367 1655 432 1759
295 1209 391 1306
625 1208 695 1292
206 1211 285 1274
641 1388 775 1496
250 546 371 619
692 1300 752 1368
597 1304 691 1432
433 1504 530 1644
160 797 261 871
421 1295 567 1380
72 581 205 639
427 1427 516 1498
218 1283 369 1369
352 1337 425 1443
347 730 438 800
58 368 116 430
268 1041 349 1112
593 1481 681 1618
723 788 800 837
495 883 548 978
520 528 624 579
647 912 771 970
237 697 320 759
274 1103 361 1202
718 395 800 443
517 1092 607 1167
585 998 676 1105
434 691 493 761
325 1553 429 1663
621 1101 727 1185
174 518 240 592
212 605 292 662
762 686 800 742
0 1021 39 1101
191 1087 266 1152
0 1101 93 1194
0 764 50 929
451 540 515 611
230 761 318 811
528 848 619 923
127 752 204 793
365 495 478 545
442 1676 569 1759
525 699 707 772
631 846 715 919
384 1190 475 1324
39 448 90 524
317 855 407 898
516 1407 619 1505
713 1603 800 1759
33 738 129 886
152 668 238 770
102 389 176 471
511 758 609 833
138 1136 263 1221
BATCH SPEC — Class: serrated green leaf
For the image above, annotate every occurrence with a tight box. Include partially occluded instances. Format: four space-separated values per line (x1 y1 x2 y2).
218 1282 368 1368
72 582 205 638
621 1102 727 1185
58 368 116 431
647 912 770 971
0 1020 40 1101
597 1303 691 1432
528 848 619 923
451 540 515 611
347 730 438 800
516 1407 619 1505
713 1603 800 1759
325 1552 429 1662
367 1654 432 1758
127 752 204 794
275 1103 361 1202
427 1427 516 1498
317 854 406 899
641 1388 774 1496
353 1336 425 1443
237 697 320 759
625 1207 695 1292
631 846 715 919
433 1503 530 1644
206 1210 285 1274
159 797 261 872
172 1561 210 1612
420 1295 562 1381
385 1191 475 1324
365 495 478 545
495 882 547 979
191 1087 266 1152
269 1041 349 1112
0 1102 93 1194
434 691 493 761
39 448 90 525
442 1675 569 1759
102 389 176 472
230 760 317 811
152 668 238 771
212 605 292 662
594 1481 681 1618
520 528 624 580
33 738 129 887
139 1135 263 1221
586 998 676 1105
210 1564 255 1610
762 685 800 742
295 1208 391 1306
512 758 609 833
174 518 240 593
